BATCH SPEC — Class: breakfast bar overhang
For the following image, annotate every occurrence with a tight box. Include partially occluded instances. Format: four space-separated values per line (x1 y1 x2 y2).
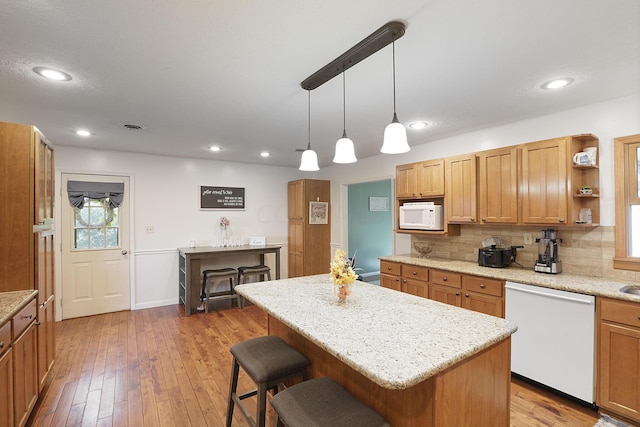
236 275 518 427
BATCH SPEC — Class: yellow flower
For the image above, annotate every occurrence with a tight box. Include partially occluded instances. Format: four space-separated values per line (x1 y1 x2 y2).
330 248 357 288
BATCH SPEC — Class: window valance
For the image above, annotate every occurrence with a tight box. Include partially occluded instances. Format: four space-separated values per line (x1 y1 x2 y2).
67 181 124 209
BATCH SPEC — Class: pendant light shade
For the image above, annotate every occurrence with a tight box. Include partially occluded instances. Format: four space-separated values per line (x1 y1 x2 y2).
333 71 357 164
299 90 320 171
381 39 410 154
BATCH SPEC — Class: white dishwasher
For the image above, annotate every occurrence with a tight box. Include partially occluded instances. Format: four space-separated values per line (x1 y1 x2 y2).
505 281 595 405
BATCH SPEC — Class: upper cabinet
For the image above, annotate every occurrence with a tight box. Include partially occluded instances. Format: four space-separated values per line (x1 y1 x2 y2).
396 159 445 199
445 154 477 224
521 134 599 226
394 133 600 231
478 147 519 224
416 159 445 198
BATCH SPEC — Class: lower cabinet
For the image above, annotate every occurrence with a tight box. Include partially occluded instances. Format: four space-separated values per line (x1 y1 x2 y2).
379 261 505 318
37 295 55 392
597 297 640 424
0 347 14 427
13 322 38 427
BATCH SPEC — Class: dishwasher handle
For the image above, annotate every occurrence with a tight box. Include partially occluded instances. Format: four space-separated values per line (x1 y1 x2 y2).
505 283 594 305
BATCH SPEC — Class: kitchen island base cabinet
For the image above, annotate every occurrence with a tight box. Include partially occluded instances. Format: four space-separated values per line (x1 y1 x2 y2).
269 316 511 427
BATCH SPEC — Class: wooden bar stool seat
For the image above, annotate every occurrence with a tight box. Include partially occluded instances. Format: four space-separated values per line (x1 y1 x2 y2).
201 267 238 313
270 377 390 427
226 336 309 427
237 264 272 284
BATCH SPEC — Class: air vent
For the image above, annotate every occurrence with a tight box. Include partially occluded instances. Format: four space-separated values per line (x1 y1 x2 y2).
122 123 145 130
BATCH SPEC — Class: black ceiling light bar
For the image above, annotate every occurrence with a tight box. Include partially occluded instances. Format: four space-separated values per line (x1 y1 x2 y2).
300 20 406 90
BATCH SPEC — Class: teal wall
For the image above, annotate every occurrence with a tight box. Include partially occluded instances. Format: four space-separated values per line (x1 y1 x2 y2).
348 179 393 274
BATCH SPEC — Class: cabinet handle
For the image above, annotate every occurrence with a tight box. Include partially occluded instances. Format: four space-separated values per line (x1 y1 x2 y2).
470 217 475 222
22 314 33 320
482 218 486 222
388 266 392 271
480 284 485 288
0 342 4 349
413 271 417 276
559 218 565 223
403 279 407 283
465 293 470 298
443 277 448 281
455 292 460 296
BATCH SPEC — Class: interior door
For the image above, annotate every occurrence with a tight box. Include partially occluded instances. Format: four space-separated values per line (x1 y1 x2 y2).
61 174 131 319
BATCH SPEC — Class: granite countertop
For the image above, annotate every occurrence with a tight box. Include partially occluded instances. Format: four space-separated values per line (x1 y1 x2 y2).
235 274 517 390
0 290 38 325
380 255 640 302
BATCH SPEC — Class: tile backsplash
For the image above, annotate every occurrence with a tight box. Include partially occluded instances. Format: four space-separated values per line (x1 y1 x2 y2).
412 225 640 282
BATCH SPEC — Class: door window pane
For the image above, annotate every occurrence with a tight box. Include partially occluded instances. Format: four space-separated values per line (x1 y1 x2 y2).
73 198 120 249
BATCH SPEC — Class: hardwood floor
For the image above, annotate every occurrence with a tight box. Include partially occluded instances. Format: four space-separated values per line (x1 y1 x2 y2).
28 304 600 427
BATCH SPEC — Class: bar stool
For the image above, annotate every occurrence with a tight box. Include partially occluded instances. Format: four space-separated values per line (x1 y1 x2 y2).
201 268 238 314
270 377 390 427
236 265 271 308
226 336 309 427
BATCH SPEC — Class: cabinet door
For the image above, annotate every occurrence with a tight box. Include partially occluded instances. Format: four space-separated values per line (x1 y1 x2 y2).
287 180 304 220
37 297 55 392
396 164 417 198
401 278 428 298
598 322 640 422
521 138 568 224
0 348 13 427
35 134 54 225
429 284 462 307
380 273 401 292
445 154 477 223
417 159 445 197
478 147 518 224
13 322 37 427
462 291 504 318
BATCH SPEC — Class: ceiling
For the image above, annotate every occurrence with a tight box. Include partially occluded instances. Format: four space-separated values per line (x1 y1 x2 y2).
1 0 639 168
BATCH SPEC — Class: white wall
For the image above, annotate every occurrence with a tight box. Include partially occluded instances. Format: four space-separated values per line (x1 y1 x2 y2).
319 94 640 250
54 148 301 315
53 94 640 316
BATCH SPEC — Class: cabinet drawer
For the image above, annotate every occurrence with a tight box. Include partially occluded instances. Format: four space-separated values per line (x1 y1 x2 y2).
0 321 10 354
600 298 640 327
380 261 401 276
463 276 503 297
401 264 429 281
13 299 37 338
430 269 462 288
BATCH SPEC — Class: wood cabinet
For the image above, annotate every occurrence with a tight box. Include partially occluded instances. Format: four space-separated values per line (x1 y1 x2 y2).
597 297 640 424
396 163 418 199
382 261 505 318
396 159 445 199
445 154 477 223
0 322 13 427
0 121 55 425
287 179 330 278
380 261 402 291
400 264 429 298
521 137 569 224
478 146 519 224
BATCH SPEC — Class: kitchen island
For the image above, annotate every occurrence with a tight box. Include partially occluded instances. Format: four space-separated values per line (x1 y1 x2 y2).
235 274 517 427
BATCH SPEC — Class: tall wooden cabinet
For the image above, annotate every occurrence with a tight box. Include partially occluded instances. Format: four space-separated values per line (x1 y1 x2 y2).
0 121 55 424
287 179 330 278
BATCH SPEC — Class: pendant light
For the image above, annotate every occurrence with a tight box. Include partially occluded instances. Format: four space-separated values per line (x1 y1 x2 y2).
299 90 320 171
381 39 410 154
333 71 357 164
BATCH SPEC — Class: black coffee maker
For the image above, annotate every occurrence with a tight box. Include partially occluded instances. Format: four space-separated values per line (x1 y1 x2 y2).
534 229 562 274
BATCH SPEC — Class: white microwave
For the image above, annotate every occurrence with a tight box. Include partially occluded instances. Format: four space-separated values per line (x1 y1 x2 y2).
399 203 444 230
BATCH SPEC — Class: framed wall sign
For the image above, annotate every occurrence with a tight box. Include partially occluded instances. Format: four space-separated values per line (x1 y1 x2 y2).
369 196 389 212
309 201 328 224
200 186 245 210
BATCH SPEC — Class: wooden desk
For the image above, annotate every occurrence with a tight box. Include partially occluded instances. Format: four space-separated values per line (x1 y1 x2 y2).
177 245 281 316
236 275 517 426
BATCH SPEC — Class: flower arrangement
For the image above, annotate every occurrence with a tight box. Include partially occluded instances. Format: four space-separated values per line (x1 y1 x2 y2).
330 249 358 301
219 216 230 229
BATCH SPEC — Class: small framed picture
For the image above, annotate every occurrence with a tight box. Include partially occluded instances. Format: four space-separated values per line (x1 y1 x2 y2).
369 196 389 212
309 201 328 224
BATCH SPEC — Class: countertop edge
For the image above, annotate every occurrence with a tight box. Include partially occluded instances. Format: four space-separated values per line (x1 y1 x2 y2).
0 290 38 326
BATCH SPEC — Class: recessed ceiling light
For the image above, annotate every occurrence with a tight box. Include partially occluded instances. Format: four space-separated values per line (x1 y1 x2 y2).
209 145 221 152
33 66 72 81
75 129 91 137
409 121 428 130
541 78 574 90
260 151 270 158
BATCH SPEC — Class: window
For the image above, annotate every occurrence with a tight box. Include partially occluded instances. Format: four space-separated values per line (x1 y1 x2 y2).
73 197 120 249
614 134 640 270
